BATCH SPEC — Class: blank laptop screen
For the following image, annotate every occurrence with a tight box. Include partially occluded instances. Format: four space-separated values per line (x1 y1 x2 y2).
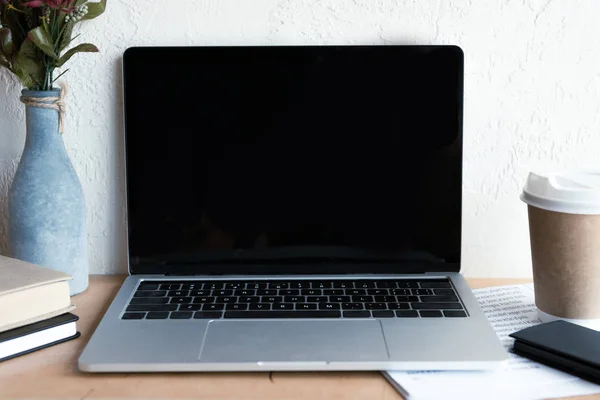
123 45 463 274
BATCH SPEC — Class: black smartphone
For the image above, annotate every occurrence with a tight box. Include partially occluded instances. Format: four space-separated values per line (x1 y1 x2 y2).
510 320 600 384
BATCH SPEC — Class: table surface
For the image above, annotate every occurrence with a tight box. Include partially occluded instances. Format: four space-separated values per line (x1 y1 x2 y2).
0 276 597 400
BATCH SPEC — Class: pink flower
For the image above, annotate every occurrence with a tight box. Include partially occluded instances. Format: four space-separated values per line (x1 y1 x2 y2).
21 0 75 10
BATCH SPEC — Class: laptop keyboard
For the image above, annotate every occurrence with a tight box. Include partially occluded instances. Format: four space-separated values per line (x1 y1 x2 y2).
121 278 467 320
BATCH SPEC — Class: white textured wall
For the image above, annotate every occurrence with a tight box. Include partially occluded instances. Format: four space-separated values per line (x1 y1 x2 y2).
1 0 599 277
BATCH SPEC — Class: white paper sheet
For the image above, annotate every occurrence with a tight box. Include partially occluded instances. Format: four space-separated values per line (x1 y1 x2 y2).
384 284 600 400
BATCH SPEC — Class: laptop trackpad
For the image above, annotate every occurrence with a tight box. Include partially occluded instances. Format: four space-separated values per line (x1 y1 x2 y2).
198 320 389 363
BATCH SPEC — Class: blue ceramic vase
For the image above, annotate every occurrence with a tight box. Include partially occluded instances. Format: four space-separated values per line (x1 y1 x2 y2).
8 89 88 296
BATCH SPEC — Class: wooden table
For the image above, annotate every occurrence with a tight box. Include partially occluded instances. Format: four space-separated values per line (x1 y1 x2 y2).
0 276 597 399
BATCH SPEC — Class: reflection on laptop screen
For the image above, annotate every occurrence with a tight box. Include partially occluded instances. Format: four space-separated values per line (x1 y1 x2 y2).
123 46 463 269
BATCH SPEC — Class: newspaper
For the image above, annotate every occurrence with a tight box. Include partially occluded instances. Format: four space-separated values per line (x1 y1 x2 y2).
383 284 600 400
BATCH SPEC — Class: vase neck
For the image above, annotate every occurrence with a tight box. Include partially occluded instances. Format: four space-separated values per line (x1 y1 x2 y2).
21 89 62 140
23 102 67 157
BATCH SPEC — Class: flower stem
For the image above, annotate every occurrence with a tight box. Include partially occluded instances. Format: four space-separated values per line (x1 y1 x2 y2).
51 68 69 84
6 4 25 14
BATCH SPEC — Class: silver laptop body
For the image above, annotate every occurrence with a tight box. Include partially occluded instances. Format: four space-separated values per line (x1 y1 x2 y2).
78 45 508 372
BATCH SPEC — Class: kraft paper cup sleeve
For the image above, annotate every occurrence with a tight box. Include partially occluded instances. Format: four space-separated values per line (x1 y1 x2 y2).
527 205 600 320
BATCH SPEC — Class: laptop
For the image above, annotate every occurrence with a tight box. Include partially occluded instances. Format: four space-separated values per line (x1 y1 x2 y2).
78 44 508 372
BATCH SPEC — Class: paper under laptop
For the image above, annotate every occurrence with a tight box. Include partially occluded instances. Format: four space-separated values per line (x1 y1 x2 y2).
383 284 600 400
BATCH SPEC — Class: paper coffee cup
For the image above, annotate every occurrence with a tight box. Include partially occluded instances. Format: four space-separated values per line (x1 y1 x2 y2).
521 171 600 330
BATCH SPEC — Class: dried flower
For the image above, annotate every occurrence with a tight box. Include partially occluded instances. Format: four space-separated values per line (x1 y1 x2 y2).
65 4 87 22
22 0 75 11
44 7 50 24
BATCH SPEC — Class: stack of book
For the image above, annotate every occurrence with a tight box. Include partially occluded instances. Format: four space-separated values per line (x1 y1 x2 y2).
0 254 80 362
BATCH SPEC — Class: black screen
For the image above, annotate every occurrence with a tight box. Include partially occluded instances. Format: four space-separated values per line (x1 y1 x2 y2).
123 45 463 275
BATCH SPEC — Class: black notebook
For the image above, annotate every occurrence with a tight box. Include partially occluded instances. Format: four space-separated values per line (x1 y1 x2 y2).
0 313 80 362
510 320 600 384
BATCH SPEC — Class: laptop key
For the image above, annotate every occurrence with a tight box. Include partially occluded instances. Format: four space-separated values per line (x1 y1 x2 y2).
313 282 331 289
216 296 238 303
330 296 351 302
133 290 167 297
170 312 193 319
270 282 289 289
122 312 146 319
224 311 341 319
342 303 363 310
388 303 410 310
146 312 169 319
420 295 459 303
241 296 261 303
224 282 243 289
285 296 305 302
170 297 192 304
193 311 223 319
411 303 462 310
168 290 189 297
181 283 202 290
323 289 344 295
205 282 225 290
413 289 433 296
192 296 214 304
444 310 467 317
297 303 317 310
203 303 225 310
395 310 419 317
365 303 387 310
289 281 311 289
137 283 159 290
215 290 233 296
302 289 322 296
395 281 419 289
127 304 177 312
396 296 419 302
226 303 249 310
273 303 294 310
179 304 201 311
372 311 395 318
306 296 327 302
159 284 181 290
190 290 211 297
351 295 374 302
420 282 452 289
343 311 371 318
249 303 271 310
234 289 256 296
434 289 456 296
281 289 300 295
247 282 268 289
257 289 277 296
368 289 389 296
130 297 169 305
348 289 367 295
332 281 353 289
374 296 395 302
376 281 393 288
390 289 410 296
355 281 376 289
263 296 283 303
419 310 443 318
318 303 341 310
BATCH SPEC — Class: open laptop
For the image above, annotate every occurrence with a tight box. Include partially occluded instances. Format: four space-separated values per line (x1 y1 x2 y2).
78 45 508 372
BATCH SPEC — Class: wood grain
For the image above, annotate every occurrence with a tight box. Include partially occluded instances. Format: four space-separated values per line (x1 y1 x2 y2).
0 276 596 399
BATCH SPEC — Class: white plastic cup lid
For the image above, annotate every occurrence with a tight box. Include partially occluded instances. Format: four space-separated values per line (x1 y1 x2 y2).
520 171 600 215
